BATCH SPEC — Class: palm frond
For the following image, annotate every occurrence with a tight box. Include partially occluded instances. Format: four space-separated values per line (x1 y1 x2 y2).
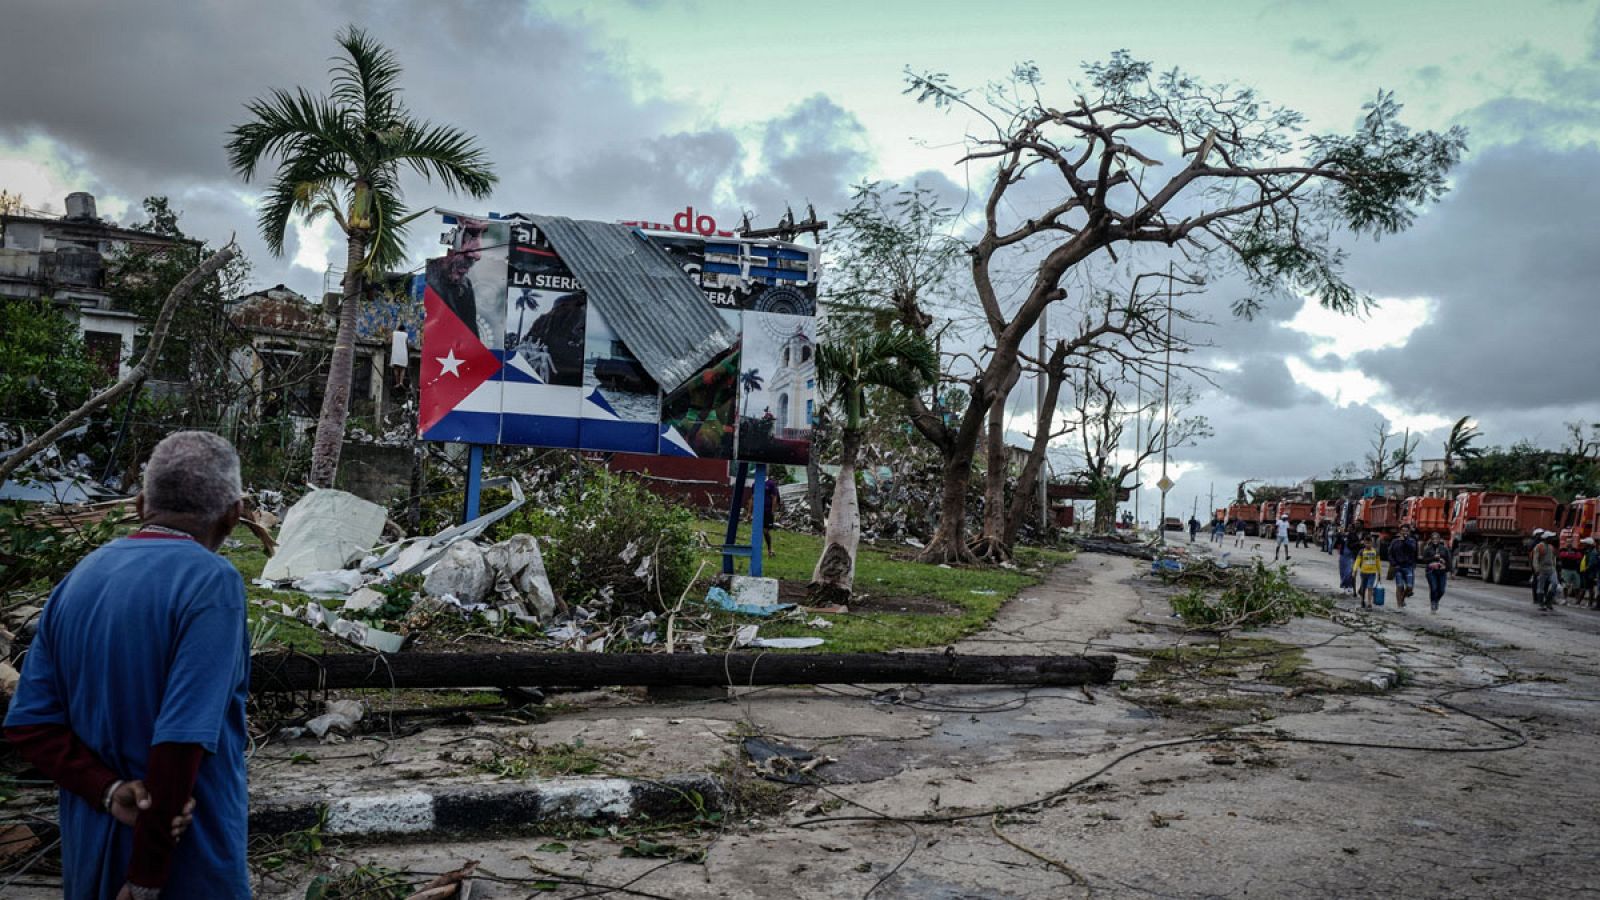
388 120 498 197
330 25 404 127
226 87 355 182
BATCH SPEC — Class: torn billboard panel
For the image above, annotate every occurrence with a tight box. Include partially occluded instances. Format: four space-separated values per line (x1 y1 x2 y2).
421 211 820 464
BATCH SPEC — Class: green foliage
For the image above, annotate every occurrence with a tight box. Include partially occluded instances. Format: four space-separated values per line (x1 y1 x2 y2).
815 329 938 432
108 196 252 391
303 865 411 900
0 504 125 596
226 25 496 275
0 298 105 426
1165 560 1332 630
496 466 700 615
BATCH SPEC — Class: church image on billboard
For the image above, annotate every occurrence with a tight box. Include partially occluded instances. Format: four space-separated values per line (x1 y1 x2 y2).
420 211 820 465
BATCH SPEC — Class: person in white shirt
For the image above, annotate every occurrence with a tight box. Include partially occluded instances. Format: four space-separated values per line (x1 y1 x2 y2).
1275 515 1292 561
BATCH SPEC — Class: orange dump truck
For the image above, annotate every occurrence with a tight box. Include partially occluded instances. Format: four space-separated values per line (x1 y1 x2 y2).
1227 502 1261 536
1450 491 1558 583
1402 496 1451 538
1558 497 1599 553
1279 501 1314 527
1356 497 1403 533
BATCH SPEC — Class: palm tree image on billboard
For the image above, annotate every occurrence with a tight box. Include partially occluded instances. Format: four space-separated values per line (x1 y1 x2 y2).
736 311 816 465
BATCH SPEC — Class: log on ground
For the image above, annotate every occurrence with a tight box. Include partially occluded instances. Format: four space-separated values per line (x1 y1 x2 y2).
249 651 1117 693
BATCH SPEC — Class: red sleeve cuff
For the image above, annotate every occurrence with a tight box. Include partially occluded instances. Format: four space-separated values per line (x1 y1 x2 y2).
126 742 206 889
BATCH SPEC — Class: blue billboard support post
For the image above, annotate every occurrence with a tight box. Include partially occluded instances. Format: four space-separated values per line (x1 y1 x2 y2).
720 463 767 577
750 464 767 578
463 444 485 523
722 463 749 575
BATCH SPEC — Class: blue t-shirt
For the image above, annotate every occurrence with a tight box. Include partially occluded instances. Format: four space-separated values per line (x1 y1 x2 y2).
5 536 251 899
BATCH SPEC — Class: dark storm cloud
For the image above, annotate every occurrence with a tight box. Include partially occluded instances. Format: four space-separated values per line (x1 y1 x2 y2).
0 1 874 295
1220 354 1318 411
1347 143 1600 412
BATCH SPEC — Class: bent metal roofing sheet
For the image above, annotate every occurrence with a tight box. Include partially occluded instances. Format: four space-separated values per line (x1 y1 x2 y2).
527 215 737 390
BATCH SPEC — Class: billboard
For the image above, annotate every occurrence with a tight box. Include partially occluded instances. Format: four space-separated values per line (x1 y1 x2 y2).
422 212 820 464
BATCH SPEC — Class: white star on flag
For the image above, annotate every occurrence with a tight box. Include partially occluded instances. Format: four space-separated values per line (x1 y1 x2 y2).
437 348 464 377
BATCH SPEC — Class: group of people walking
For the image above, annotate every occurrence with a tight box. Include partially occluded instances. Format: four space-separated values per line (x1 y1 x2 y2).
1331 525 1452 612
1530 530 1600 611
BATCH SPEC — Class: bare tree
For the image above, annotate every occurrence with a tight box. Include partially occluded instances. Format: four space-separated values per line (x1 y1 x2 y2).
1365 423 1396 480
899 55 1465 561
1064 367 1212 532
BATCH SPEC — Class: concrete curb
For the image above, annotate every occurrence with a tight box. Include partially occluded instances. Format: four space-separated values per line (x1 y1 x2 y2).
249 774 724 839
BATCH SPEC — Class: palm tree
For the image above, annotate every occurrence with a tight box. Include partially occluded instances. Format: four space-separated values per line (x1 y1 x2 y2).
739 367 764 422
227 26 497 487
510 288 541 348
808 329 937 603
1442 415 1482 480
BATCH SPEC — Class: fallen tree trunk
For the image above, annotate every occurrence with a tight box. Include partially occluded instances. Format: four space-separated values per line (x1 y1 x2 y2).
249 651 1117 693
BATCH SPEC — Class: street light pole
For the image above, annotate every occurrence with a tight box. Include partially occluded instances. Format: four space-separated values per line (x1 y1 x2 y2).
1157 262 1174 547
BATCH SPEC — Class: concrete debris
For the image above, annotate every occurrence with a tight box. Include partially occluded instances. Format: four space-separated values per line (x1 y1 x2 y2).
423 541 493 605
331 618 408 653
728 575 780 608
343 587 386 613
0 661 20 700
705 585 794 617
482 534 558 618
262 489 387 581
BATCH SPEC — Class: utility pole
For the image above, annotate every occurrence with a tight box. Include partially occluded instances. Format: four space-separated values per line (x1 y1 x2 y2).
1133 371 1142 530
1157 262 1174 547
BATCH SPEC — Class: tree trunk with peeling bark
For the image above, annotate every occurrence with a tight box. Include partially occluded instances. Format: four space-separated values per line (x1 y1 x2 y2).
974 379 1015 561
809 427 862 605
306 231 368 489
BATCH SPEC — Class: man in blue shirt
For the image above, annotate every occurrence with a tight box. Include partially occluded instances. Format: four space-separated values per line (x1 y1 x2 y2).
6 431 250 899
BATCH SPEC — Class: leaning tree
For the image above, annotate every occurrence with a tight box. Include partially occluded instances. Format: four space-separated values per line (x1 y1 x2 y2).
227 26 497 488
902 55 1466 562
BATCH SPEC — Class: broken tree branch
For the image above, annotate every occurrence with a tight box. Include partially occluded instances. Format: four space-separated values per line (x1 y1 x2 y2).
0 243 240 485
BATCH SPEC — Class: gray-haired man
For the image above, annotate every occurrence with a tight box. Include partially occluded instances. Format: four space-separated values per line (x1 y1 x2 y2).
6 431 250 899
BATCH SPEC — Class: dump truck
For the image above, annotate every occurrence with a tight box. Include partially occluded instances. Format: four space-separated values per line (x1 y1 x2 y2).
1227 502 1261 536
1355 496 1403 533
1450 491 1558 584
1402 496 1452 538
1558 496 1599 553
1314 500 1339 546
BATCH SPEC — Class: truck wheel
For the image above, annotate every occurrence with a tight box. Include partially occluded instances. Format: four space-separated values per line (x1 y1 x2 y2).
1489 551 1507 585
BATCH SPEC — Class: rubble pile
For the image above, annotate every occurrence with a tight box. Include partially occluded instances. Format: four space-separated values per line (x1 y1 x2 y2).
250 482 834 656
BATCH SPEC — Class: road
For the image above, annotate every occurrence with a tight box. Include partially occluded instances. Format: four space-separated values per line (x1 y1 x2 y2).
1217 531 1600 656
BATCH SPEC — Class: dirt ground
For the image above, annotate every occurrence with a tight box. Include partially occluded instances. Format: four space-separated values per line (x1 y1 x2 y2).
232 546 1600 898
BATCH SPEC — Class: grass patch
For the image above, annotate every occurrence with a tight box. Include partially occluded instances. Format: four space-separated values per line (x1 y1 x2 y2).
697 521 1073 652
1135 637 1309 686
220 515 1076 656
220 527 336 654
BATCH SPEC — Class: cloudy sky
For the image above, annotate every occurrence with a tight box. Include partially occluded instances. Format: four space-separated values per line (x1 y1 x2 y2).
4 0 1597 518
